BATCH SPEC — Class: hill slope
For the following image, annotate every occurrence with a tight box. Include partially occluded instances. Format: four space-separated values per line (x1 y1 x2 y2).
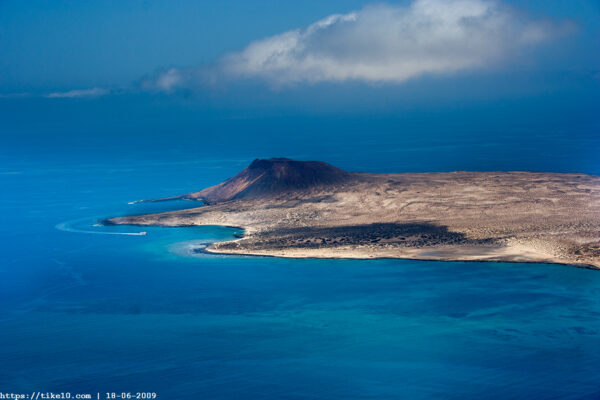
180 158 351 204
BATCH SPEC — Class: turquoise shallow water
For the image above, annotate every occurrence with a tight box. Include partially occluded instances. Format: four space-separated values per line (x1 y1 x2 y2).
1 156 599 399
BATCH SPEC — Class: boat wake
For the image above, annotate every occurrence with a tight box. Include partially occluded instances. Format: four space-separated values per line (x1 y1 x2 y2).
55 219 147 236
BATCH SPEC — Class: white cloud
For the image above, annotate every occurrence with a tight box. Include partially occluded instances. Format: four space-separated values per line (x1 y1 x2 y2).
46 87 109 98
147 0 568 90
224 0 563 84
140 68 184 92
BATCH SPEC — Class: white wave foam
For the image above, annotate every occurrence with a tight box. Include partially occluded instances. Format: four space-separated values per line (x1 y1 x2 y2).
55 219 147 236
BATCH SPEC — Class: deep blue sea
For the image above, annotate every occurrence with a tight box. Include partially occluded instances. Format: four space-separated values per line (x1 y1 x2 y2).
1 125 600 399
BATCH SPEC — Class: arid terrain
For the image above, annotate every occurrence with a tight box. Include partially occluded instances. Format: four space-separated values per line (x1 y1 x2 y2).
107 158 600 268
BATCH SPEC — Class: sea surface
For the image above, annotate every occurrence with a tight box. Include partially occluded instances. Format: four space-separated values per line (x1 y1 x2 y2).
1 146 600 399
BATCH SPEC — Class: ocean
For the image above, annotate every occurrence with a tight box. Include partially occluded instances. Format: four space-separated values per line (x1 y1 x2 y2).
1 121 600 399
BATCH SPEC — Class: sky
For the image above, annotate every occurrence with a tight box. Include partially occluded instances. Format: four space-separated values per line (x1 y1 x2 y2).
0 0 599 171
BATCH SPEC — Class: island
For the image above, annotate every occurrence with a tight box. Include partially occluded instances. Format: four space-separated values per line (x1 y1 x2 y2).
106 158 600 268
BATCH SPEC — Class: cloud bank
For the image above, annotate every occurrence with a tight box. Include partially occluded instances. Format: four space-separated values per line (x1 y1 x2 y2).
46 87 109 98
146 0 570 90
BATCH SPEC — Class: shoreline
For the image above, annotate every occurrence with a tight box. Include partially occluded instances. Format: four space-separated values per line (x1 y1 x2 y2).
187 234 599 270
167 222 598 269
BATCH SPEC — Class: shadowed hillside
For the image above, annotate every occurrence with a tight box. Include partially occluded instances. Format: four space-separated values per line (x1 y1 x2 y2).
180 158 352 204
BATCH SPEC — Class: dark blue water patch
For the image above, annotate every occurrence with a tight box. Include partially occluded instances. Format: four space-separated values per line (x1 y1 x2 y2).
1 257 599 399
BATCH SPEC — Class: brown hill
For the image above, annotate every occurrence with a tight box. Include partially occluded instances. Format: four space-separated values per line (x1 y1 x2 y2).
180 158 351 204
